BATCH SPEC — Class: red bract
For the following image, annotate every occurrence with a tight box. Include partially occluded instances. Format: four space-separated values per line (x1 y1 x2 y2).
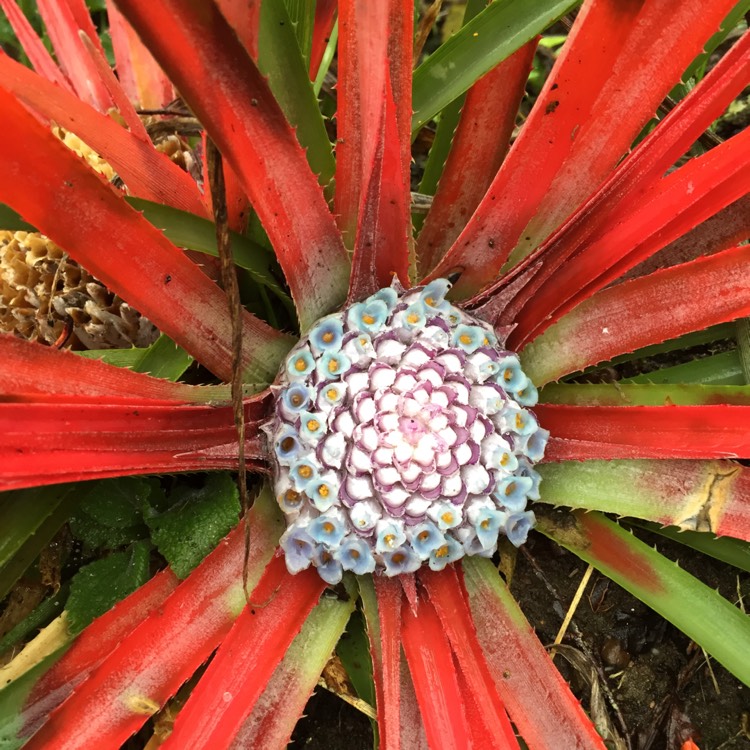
1 1 749 748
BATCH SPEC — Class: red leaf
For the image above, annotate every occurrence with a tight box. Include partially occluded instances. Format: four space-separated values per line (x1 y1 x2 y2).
0 335 211 403
77 30 151 142
22 514 281 749
419 568 519 749
462 558 608 750
309 0 337 79
621 194 750 282
401 590 471 750
521 244 750 384
36 0 112 110
427 0 738 296
107 4 173 109
0 0 72 91
484 29 750 336
161 557 325 749
0 400 268 490
215 0 261 59
0 86 293 383
372 575 403 750
417 41 537 276
19 570 179 740
115 0 350 331
0 53 205 214
538 405 750 460
337 0 411 298
511 106 750 347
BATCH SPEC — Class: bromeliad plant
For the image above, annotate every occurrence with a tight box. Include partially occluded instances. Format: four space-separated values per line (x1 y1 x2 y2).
0 0 749 747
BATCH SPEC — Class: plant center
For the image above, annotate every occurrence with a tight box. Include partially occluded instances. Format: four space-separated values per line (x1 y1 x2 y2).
265 279 548 584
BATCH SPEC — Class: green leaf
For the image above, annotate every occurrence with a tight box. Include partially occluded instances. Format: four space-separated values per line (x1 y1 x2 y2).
313 19 338 96
623 349 744 385
0 202 34 231
0 485 79 601
259 0 336 187
283 0 316 64
75 347 146 367
537 510 750 686
126 197 295 315
66 541 151 633
68 477 158 551
626 521 750 575
130 334 193 381
539 382 750 406
144 473 241 579
412 0 579 134
336 610 376 708
75 335 193 381
0 583 70 654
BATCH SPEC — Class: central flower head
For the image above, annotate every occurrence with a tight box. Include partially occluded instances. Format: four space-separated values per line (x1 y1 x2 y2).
266 280 548 584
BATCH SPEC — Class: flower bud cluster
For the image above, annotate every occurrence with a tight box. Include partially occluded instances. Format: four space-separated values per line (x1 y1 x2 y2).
266 280 548 583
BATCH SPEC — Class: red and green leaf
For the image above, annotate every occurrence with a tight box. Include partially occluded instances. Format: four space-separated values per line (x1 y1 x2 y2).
511 124 750 347
416 41 537 276
401 587 471 750
2 569 178 744
419 568 519 749
230 576 356 749
537 511 750 687
160 557 325 749
502 29 750 335
538 459 750 544
369 575 403 750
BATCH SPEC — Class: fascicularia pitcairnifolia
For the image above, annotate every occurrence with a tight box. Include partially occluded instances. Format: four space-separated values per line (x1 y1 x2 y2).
266 278 548 583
